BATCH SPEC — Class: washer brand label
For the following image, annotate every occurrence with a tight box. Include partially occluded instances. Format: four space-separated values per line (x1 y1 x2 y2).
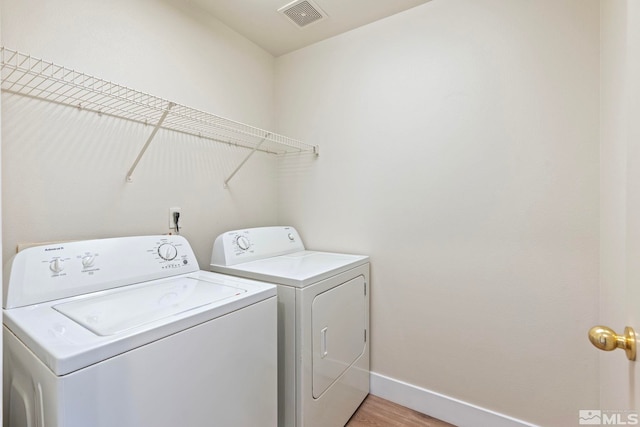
45 247 64 251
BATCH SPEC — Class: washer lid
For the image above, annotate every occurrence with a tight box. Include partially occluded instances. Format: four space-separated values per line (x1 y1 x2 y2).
3 271 276 376
211 251 369 287
54 277 245 336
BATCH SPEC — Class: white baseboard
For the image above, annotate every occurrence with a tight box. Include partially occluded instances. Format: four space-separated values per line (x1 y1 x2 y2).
370 372 539 427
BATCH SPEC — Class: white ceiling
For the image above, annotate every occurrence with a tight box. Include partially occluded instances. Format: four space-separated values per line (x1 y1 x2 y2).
188 0 431 57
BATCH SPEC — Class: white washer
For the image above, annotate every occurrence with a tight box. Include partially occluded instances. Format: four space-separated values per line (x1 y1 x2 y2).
3 235 277 427
210 226 370 427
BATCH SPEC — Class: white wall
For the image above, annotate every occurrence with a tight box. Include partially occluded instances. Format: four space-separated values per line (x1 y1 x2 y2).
1 0 279 268
275 1 600 425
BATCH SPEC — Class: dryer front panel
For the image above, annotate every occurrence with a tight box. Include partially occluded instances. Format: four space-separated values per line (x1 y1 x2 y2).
311 275 366 398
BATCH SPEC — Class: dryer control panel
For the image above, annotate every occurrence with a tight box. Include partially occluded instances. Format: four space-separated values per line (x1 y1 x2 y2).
4 235 199 309
210 226 305 267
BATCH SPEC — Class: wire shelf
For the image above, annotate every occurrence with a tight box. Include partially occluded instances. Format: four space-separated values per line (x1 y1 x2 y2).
0 47 318 185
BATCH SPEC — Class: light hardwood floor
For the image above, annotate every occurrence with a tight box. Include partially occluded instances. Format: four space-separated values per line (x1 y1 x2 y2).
346 394 457 427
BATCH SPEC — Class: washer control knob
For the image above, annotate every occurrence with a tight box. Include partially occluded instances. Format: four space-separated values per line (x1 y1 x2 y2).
236 236 250 251
49 258 65 273
158 243 178 261
82 255 95 268
288 233 295 241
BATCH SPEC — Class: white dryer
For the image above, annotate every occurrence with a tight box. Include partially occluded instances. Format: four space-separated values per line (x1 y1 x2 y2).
3 235 277 427
210 226 370 427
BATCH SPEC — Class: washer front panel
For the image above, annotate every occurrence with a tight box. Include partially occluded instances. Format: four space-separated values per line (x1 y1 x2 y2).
3 297 277 427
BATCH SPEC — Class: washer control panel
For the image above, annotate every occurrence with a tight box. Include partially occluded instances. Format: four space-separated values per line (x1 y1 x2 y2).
211 226 305 267
4 235 199 309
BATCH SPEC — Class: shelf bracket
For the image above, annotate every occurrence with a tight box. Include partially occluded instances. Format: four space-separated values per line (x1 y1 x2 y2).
126 102 175 182
224 132 271 189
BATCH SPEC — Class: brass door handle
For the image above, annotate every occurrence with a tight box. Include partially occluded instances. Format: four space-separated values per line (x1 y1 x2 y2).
588 325 636 361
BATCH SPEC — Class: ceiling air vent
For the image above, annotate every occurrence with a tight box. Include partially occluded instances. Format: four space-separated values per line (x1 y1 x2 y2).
278 0 327 28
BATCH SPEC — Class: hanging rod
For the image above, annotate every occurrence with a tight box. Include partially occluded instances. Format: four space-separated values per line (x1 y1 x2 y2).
0 47 319 185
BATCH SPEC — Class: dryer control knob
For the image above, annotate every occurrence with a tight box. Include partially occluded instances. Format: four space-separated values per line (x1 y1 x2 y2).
158 243 178 261
49 258 65 273
236 236 250 251
82 255 95 268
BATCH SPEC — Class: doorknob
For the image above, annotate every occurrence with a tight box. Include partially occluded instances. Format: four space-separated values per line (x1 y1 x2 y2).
588 325 636 361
